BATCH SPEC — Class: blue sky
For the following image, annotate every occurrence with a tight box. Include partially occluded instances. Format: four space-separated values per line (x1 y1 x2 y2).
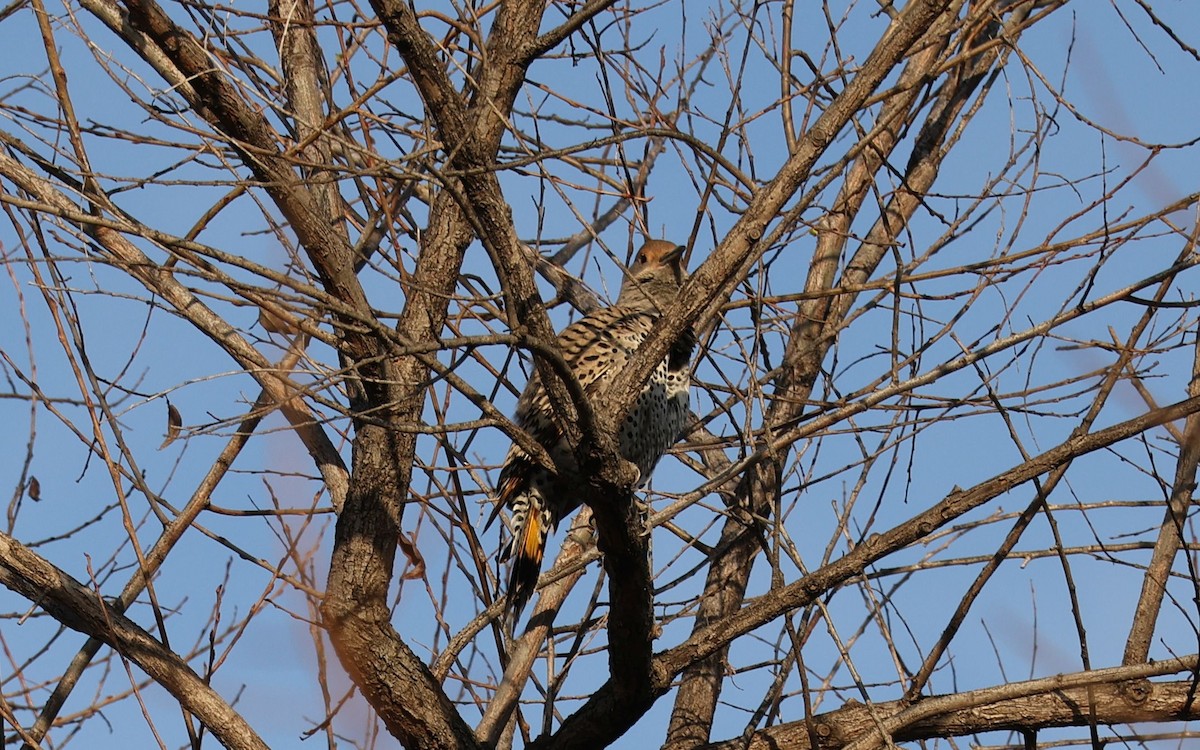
3 1 1200 748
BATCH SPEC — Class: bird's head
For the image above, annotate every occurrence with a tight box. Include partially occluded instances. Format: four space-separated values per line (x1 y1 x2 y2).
616 240 688 311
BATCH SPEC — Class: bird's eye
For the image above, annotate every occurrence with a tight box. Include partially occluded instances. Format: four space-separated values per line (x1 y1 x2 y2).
637 252 647 264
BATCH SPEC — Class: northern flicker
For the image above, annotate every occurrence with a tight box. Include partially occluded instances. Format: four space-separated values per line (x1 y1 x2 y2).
487 240 696 625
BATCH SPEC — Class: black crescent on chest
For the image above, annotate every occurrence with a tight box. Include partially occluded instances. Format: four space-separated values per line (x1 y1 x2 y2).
668 326 697 373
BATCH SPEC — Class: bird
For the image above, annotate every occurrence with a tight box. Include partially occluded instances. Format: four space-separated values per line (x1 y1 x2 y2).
486 240 696 627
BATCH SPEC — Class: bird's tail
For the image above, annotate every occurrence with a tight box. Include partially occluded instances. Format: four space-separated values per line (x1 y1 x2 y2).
487 457 551 627
502 504 547 626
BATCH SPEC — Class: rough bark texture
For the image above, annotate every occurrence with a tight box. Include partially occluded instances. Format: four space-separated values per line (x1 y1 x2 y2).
705 671 1200 750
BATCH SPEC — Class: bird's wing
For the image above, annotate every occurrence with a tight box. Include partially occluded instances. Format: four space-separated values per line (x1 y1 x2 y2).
488 308 655 511
516 306 656 423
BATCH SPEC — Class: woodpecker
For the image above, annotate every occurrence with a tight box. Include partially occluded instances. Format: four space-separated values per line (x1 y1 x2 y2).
487 240 695 625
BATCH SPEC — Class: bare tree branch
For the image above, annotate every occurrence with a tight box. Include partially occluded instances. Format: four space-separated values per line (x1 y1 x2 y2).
0 531 270 750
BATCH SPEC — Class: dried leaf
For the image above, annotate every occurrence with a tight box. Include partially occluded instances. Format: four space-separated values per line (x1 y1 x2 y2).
159 402 182 450
397 533 426 581
27 476 40 502
258 305 296 336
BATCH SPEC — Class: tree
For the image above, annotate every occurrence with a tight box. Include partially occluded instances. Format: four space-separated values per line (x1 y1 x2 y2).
3 0 1200 747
